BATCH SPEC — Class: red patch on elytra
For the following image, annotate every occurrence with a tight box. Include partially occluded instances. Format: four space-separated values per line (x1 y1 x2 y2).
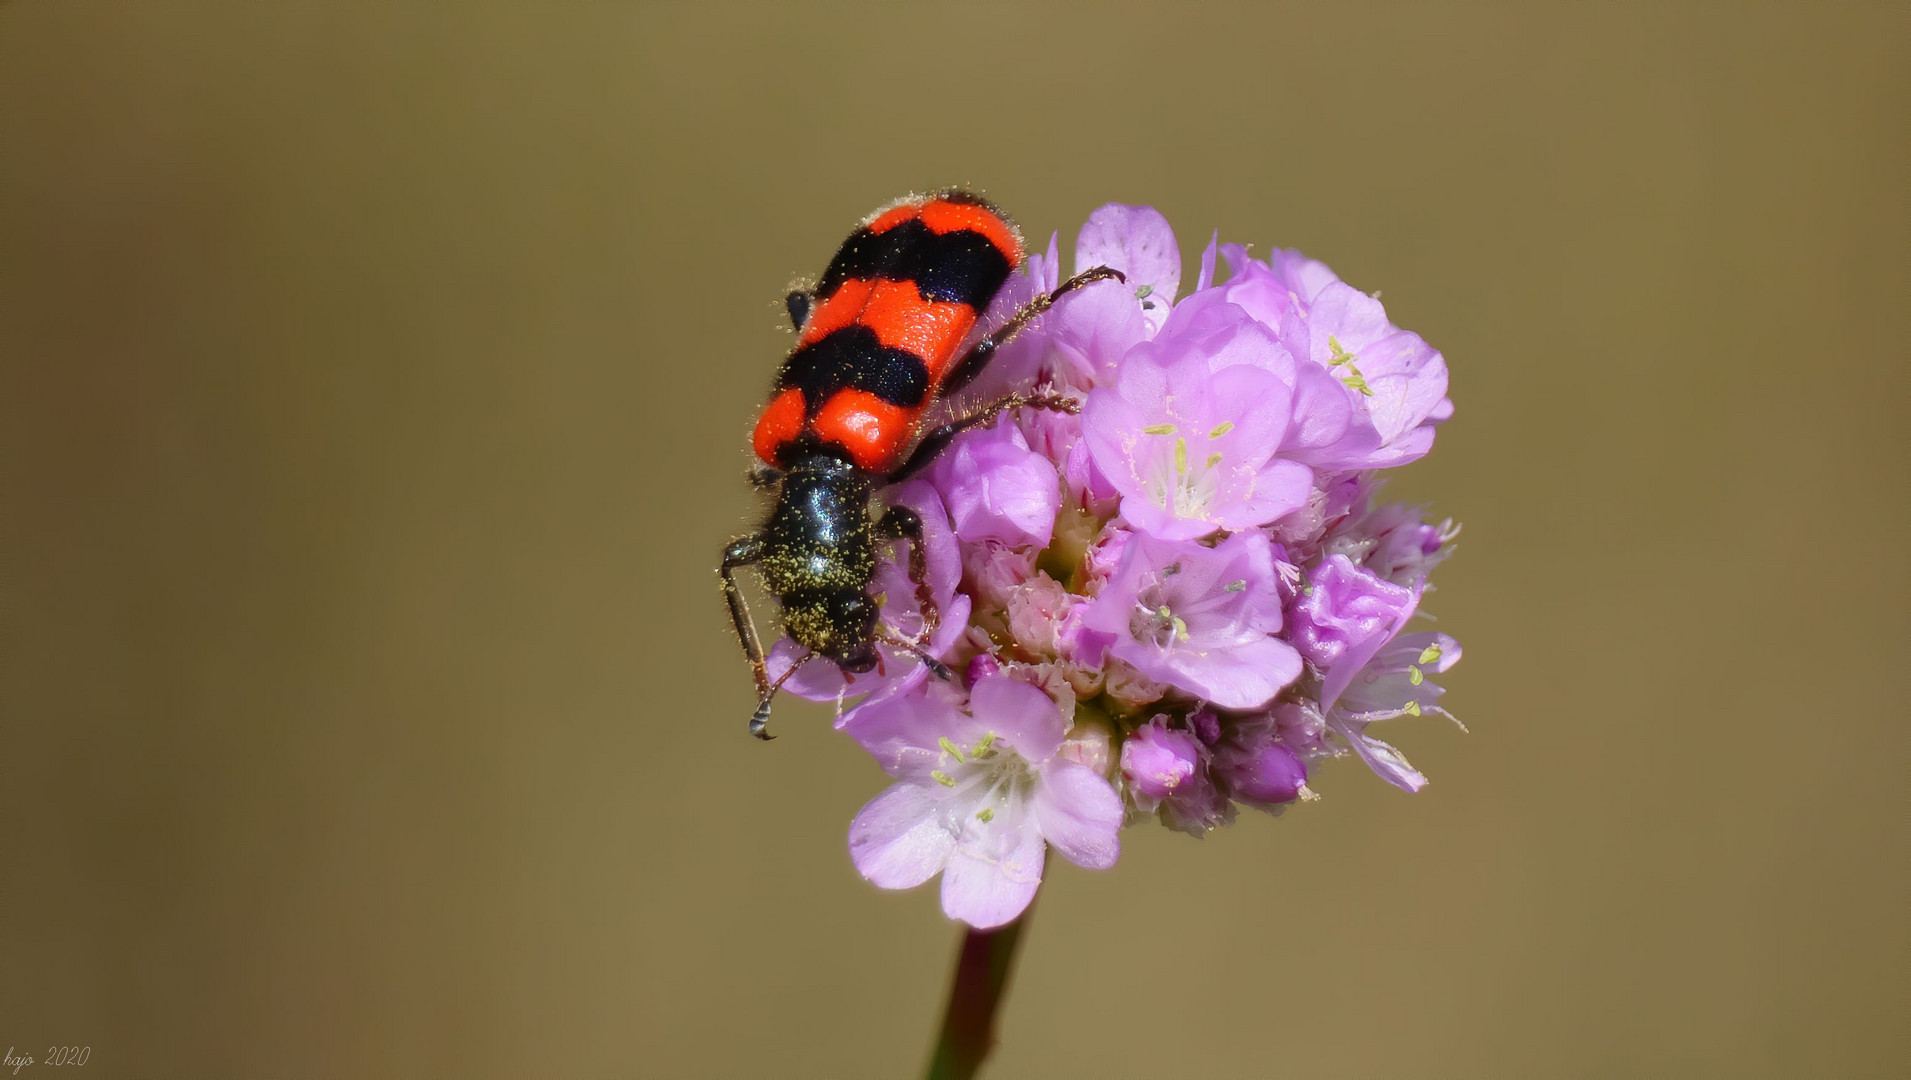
751 388 806 466
811 389 913 473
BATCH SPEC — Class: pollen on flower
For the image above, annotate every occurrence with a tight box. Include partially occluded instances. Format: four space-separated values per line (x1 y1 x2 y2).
827 202 1462 929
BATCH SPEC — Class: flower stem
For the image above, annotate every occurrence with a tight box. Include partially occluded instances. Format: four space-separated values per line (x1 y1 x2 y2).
923 909 1031 1080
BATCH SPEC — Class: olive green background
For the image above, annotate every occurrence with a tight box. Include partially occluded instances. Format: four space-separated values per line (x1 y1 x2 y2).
3 3 1904 1077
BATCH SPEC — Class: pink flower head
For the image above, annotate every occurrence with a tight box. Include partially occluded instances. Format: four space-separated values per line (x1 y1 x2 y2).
790 201 1466 927
845 675 1123 928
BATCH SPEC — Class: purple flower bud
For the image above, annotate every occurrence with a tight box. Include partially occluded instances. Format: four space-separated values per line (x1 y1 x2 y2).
1121 719 1201 801
1121 716 1235 837
1220 738 1308 808
1189 708 1222 747
966 653 1001 684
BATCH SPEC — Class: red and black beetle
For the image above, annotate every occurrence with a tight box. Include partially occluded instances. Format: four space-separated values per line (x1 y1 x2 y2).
720 191 1119 738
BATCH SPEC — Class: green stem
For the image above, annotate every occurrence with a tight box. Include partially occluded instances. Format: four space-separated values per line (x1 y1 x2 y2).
923 908 1032 1080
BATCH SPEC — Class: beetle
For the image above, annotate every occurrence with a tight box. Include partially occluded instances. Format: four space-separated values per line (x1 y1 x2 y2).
720 190 1120 738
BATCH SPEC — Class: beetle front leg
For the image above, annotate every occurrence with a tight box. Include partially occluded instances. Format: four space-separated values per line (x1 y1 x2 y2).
719 534 781 740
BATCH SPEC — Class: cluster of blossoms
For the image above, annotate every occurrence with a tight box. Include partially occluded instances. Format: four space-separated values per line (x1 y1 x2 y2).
770 204 1463 928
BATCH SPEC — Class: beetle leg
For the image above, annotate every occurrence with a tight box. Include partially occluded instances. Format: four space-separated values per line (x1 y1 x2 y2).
940 265 1125 394
720 534 783 740
890 392 1081 483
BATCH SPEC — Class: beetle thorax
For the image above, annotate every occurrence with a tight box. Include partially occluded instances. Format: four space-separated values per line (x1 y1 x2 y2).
761 454 881 666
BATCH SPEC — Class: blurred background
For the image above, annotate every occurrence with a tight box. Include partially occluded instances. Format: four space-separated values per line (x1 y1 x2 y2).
3 3 1904 1077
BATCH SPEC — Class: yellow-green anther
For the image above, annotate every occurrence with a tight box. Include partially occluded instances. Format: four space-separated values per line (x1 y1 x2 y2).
1328 335 1376 394
931 769 957 788
1208 421 1234 439
1403 700 1422 716
1225 579 1247 592
1175 437 1188 474
1134 284 1153 299
1205 451 1224 470
939 735 965 763
1142 423 1176 435
1156 605 1173 621
1418 643 1443 665
1408 665 1425 686
977 807 994 823
1172 615 1190 641
973 732 997 757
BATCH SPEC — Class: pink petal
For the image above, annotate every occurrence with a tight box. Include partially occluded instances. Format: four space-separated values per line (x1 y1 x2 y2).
1329 716 1428 794
849 782 957 889
1194 229 1219 293
1130 634 1302 711
843 689 959 779
1075 203 1181 309
1047 278 1150 389
1032 761 1123 870
941 831 1045 928
962 674 1065 762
